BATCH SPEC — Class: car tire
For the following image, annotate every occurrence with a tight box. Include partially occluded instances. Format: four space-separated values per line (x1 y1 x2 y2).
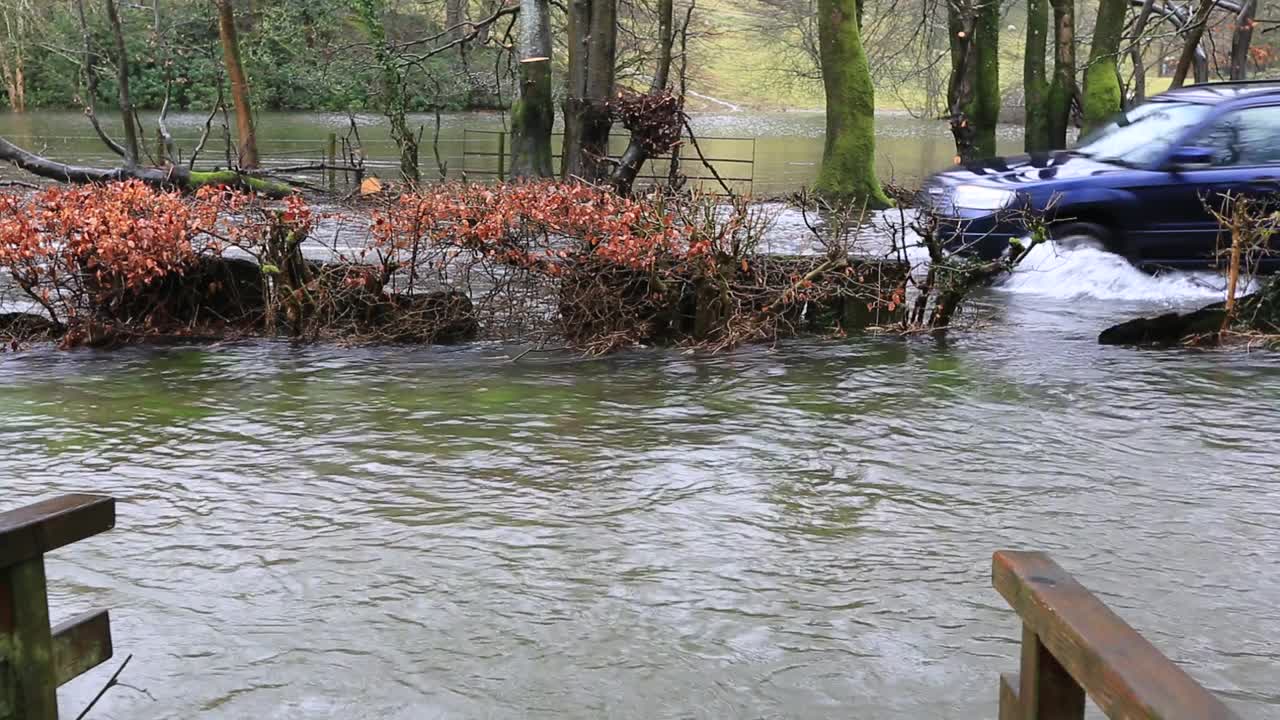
1051 222 1114 253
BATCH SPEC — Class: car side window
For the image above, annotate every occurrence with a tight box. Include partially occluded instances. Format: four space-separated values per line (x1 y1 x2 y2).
1191 106 1280 167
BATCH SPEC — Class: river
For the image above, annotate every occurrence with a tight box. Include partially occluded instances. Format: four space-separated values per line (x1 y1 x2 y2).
3 247 1280 718
2 111 1278 719
0 109 1025 194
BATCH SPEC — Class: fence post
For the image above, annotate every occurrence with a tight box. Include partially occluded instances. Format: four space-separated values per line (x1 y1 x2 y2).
1 495 116 720
497 132 506 182
327 132 337 191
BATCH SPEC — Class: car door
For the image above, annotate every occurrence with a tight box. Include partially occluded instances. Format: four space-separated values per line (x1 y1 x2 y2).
1150 105 1280 264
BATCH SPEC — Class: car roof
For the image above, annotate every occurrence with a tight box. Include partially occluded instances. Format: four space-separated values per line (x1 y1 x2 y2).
1155 80 1280 104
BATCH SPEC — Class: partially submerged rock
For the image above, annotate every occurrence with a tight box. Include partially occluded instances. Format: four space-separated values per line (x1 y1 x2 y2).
1100 276 1280 347
1099 302 1227 346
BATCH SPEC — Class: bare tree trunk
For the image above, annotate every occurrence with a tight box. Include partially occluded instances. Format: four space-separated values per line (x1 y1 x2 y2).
1047 0 1076 148
609 0 675 193
446 0 467 40
1024 0 1051 151
103 0 140 167
1127 0 1155 104
215 0 259 169
0 1 27 112
1229 0 1255 80
510 0 554 178
561 0 617 183
1169 0 1213 88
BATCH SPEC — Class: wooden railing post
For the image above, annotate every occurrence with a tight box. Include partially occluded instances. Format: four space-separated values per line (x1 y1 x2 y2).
0 495 116 720
327 132 337 191
993 550 1241 720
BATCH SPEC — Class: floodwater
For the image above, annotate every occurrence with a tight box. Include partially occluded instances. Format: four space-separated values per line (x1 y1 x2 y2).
3 242 1280 719
2 110 1278 719
0 109 1025 195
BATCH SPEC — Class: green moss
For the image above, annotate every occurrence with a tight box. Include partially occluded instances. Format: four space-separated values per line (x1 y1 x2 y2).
187 170 292 198
974 0 1000 159
814 0 891 208
510 58 555 178
1083 60 1122 132
1024 0 1052 152
1082 0 1127 131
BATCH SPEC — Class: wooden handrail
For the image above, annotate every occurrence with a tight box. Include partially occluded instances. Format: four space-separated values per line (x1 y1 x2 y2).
993 550 1242 720
1 495 117 720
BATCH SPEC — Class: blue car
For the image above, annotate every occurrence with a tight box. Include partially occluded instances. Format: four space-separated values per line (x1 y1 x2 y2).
921 81 1280 270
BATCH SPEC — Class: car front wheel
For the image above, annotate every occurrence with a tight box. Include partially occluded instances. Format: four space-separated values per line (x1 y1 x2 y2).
1051 221 1116 254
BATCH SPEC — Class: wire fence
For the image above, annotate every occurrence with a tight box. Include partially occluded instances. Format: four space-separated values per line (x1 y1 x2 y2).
0 128 758 194
460 128 755 193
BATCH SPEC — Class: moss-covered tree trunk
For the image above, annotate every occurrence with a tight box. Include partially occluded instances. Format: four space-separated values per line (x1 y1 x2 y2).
814 0 889 206
510 0 554 178
1082 0 1127 131
561 0 616 183
1024 0 1051 152
215 0 260 169
946 0 999 162
1047 0 1077 148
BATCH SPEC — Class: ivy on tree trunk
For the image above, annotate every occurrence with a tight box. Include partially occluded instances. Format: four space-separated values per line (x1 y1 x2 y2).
814 0 889 207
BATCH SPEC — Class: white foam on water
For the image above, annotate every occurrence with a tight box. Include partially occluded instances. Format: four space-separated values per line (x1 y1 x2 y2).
995 242 1246 303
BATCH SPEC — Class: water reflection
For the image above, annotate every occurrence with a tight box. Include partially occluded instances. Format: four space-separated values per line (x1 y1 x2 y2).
0 110 1025 194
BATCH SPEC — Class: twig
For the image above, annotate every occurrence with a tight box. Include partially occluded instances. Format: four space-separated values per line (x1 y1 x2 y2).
75 653 133 720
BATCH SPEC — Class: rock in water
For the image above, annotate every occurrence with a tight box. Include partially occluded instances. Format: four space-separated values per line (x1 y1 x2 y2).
1099 303 1226 346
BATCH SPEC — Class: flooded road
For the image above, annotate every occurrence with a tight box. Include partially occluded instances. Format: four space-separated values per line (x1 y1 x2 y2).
3 250 1280 718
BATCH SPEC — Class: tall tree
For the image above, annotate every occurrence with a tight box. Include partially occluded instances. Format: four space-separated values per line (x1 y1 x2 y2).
103 0 140 167
1082 0 1127 130
0 0 29 112
1024 0 1051 151
1169 0 1214 88
215 0 259 169
510 0 554 178
1229 0 1256 80
815 0 888 204
1047 0 1076 148
1127 0 1156 105
561 0 617 183
947 0 999 162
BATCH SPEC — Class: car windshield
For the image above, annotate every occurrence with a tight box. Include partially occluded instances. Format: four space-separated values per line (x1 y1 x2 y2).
1075 101 1213 167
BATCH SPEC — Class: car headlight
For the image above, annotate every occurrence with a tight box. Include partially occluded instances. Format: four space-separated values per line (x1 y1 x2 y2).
951 185 1016 211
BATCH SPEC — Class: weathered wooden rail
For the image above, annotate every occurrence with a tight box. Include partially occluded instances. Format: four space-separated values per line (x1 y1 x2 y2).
1 495 116 720
993 550 1242 720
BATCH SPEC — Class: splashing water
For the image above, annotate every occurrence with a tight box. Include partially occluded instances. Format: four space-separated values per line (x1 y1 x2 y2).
995 242 1246 304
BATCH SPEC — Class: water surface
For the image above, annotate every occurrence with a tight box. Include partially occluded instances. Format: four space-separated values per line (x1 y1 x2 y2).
2 253 1279 719
0 110 1025 194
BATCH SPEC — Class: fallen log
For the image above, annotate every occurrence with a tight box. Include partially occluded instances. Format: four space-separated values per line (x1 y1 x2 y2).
0 136 293 198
